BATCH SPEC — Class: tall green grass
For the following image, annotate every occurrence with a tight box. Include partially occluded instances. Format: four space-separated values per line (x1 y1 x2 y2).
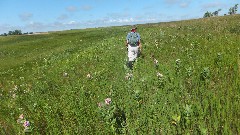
0 15 240 134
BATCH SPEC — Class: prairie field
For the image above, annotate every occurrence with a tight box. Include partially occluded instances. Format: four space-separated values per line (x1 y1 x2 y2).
0 15 240 134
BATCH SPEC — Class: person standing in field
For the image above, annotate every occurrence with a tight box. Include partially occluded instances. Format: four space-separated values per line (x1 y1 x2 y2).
126 26 141 70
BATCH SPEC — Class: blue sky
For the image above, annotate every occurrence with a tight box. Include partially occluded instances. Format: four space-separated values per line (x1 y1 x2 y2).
0 0 239 33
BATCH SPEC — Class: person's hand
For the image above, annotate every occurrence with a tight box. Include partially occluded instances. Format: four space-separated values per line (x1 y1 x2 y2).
139 44 142 51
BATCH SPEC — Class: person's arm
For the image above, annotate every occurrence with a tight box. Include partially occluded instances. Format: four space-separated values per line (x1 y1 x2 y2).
138 40 142 51
138 33 142 51
126 33 129 47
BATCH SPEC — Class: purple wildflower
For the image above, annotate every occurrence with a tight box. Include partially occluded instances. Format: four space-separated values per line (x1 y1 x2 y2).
105 98 111 105
23 121 30 127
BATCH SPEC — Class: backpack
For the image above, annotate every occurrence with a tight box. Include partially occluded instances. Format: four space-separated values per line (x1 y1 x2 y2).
128 32 139 46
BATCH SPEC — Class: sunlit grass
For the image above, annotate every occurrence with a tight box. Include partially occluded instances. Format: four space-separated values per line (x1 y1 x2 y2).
0 15 240 134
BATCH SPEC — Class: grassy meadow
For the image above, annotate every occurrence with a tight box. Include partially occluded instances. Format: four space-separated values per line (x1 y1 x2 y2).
0 15 240 134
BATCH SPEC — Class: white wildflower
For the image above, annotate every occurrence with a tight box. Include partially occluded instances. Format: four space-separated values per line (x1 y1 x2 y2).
157 72 163 78
63 72 68 77
87 73 92 79
154 58 158 65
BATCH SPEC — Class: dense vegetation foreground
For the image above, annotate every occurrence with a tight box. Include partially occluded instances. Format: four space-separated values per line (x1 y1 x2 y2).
0 15 240 134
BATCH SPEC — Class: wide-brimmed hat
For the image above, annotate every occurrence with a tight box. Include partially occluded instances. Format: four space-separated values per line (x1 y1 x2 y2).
131 25 137 30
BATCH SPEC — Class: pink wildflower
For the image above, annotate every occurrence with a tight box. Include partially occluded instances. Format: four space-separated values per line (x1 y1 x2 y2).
97 102 103 108
105 98 111 105
23 121 30 127
19 114 24 119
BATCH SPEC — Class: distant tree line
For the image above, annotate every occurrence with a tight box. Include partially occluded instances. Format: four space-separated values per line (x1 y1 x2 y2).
203 4 238 18
0 30 33 36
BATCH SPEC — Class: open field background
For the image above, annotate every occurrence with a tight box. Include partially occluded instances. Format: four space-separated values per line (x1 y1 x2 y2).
0 15 240 134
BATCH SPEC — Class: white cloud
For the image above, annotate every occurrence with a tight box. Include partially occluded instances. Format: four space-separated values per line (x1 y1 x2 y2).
164 0 179 5
66 21 77 25
19 13 33 21
202 2 226 10
164 0 192 8
1 10 192 33
57 14 69 20
180 2 189 8
105 18 134 23
27 22 45 30
143 5 155 10
21 14 160 32
66 6 78 12
80 5 93 11
0 24 21 33
87 17 157 27
107 12 130 19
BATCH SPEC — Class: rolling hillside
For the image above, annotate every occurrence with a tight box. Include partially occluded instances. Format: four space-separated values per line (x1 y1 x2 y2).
0 15 240 134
